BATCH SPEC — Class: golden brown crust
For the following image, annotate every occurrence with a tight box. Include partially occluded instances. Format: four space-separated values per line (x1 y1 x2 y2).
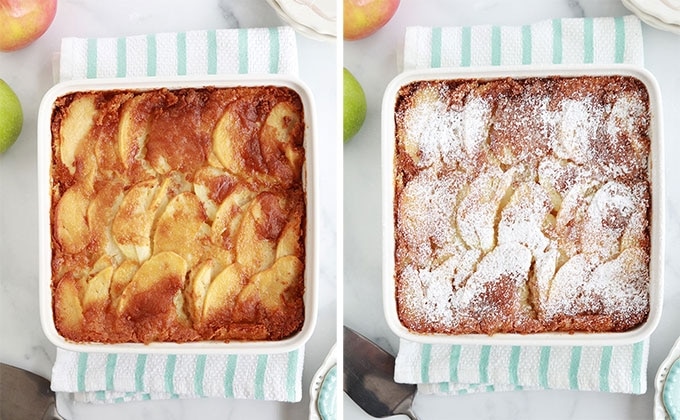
50 86 306 344
393 76 651 336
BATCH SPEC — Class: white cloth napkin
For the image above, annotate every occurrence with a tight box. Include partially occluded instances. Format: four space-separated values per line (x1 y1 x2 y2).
394 15 650 395
50 26 305 403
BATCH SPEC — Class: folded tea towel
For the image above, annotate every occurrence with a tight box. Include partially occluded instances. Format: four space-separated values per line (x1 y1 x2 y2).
394 15 650 395
402 15 643 70
396 341 648 395
52 350 305 403
58 26 298 80
50 26 305 403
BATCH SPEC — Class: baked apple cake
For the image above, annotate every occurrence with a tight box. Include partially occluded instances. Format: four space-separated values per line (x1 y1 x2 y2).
49 85 306 343
393 76 651 335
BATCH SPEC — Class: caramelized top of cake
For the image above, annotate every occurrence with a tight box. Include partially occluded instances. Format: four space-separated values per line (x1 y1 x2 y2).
393 76 651 335
50 86 306 343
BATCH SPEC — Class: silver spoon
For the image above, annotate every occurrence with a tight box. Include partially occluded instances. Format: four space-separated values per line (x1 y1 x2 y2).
344 326 420 420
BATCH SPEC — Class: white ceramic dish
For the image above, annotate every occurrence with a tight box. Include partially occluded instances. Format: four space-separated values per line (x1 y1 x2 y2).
37 74 319 354
655 336 680 420
381 64 665 347
309 343 337 420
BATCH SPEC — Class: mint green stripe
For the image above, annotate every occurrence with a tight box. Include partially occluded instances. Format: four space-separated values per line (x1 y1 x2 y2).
164 355 177 395
569 347 582 390
286 350 299 401
461 27 471 67
491 26 501 66
135 354 147 392
224 355 237 398
77 353 88 392
238 28 249 74
449 345 461 383
95 390 106 401
255 355 268 400
479 345 491 383
116 38 126 77
631 341 644 393
522 25 532 64
599 346 613 392
141 393 151 401
114 396 125 403
86 38 97 79
105 354 117 390
421 344 432 383
177 32 187 75
268 27 280 73
583 17 594 64
207 30 217 75
508 346 521 386
431 27 442 68
538 346 551 388
146 34 157 76
614 16 625 63
195 355 207 397
552 19 562 64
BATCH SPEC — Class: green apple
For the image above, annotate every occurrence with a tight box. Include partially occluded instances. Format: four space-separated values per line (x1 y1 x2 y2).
0 79 23 154
344 0 401 40
343 68 367 143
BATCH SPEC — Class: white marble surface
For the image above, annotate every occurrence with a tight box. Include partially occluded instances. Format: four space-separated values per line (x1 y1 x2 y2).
0 0 338 419
343 0 680 419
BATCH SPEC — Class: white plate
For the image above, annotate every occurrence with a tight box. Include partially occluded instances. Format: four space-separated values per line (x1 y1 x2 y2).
266 0 336 42
655 336 680 420
309 344 337 420
623 0 680 35
627 0 680 26
38 74 319 354
381 64 665 347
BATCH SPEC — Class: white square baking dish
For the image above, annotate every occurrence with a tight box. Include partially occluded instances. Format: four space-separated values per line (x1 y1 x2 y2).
38 75 318 354
381 64 664 346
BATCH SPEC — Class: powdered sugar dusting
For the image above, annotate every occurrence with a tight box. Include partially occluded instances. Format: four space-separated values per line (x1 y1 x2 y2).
399 85 492 171
456 166 514 252
394 76 652 334
397 168 462 265
401 85 464 169
554 98 604 164
498 181 552 256
462 94 492 158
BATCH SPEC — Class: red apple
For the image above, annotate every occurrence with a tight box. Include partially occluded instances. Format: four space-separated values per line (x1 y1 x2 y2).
0 0 57 52
344 0 400 41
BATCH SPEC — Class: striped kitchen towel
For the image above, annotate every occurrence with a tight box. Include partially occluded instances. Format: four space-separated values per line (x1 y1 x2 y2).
394 15 650 395
52 349 304 403
58 26 298 80
50 26 305 403
402 14 643 70
396 341 648 395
